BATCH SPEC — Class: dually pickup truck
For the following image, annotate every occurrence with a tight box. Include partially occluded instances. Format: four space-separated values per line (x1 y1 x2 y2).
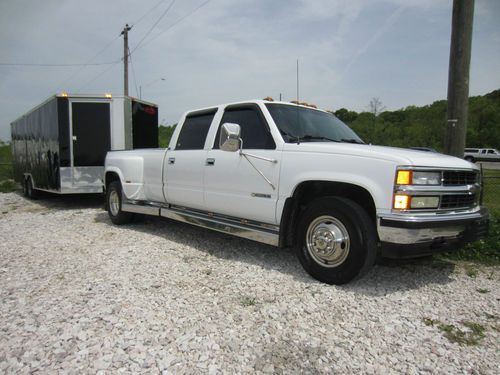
104 99 489 284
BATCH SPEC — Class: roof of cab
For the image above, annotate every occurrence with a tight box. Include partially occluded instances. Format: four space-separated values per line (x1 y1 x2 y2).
182 99 328 117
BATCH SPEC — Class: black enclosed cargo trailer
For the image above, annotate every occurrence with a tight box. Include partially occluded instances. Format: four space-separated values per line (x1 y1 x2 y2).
11 94 158 196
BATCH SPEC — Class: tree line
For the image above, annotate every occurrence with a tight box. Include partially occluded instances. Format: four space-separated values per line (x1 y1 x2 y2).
1 89 499 157
333 89 500 151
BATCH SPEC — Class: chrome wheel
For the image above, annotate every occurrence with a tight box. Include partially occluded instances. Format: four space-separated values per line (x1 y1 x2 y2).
109 190 120 216
306 215 350 268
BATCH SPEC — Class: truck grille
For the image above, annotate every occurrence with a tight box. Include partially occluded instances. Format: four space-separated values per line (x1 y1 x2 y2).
440 194 476 209
442 171 477 186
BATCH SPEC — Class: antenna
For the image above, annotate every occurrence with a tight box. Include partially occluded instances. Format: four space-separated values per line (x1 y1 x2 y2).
295 59 300 144
296 59 299 103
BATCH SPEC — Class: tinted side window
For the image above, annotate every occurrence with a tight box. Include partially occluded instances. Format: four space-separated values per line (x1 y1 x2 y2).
214 108 275 149
176 113 214 150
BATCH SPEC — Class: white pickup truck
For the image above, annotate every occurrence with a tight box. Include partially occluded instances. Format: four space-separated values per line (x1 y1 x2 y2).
104 99 489 284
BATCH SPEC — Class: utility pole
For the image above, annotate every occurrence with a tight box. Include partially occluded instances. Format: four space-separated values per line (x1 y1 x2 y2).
121 24 132 96
444 0 475 157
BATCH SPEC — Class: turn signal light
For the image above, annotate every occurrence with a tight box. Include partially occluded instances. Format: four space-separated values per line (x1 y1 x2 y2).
394 194 410 209
396 170 412 185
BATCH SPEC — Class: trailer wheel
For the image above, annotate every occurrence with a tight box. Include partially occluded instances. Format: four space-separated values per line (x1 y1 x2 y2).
26 177 39 200
106 181 133 225
296 197 377 285
22 177 28 197
464 156 475 163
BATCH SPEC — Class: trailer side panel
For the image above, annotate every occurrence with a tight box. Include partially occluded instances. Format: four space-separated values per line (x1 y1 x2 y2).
11 97 61 190
131 99 159 149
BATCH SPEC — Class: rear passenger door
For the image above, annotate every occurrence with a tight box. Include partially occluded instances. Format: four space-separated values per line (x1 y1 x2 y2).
163 109 216 210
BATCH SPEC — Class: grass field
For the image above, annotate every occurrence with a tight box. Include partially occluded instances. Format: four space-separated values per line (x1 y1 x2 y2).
0 143 14 192
482 169 500 211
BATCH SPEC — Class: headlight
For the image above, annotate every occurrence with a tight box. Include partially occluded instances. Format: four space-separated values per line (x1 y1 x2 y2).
396 170 441 185
393 195 440 210
412 171 441 185
410 196 440 209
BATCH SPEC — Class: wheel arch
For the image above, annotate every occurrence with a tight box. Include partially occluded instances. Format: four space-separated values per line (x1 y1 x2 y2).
104 169 124 191
279 180 377 248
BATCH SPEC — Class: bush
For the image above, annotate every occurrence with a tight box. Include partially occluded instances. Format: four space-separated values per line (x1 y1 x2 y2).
0 179 18 193
443 210 500 266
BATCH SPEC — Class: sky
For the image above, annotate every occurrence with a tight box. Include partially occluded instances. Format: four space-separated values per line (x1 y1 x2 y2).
0 0 499 140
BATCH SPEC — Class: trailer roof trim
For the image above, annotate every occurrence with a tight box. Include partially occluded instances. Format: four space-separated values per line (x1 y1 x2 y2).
11 94 158 125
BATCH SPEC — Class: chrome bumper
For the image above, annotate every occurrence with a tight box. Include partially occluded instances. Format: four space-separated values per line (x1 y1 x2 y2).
377 207 490 258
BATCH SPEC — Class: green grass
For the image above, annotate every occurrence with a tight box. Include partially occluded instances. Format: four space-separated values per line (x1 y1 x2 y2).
476 288 490 294
240 296 256 307
0 179 18 193
482 169 500 211
463 264 479 278
441 168 500 266
423 318 486 346
442 209 500 266
0 142 16 193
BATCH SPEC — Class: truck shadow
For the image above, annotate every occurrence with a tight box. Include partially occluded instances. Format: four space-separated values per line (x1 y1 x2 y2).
93 212 456 295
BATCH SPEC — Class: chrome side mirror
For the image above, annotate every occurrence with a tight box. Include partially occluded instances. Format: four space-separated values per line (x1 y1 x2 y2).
219 123 241 152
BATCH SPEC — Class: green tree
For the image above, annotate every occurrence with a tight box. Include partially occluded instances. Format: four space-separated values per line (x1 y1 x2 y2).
158 124 177 148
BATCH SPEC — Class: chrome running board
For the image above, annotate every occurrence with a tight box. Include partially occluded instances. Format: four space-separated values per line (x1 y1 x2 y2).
121 201 279 247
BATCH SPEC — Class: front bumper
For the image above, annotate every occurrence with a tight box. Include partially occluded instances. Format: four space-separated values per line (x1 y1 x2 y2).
378 207 490 258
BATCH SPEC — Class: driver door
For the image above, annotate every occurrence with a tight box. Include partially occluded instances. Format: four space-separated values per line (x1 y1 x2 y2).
204 104 281 224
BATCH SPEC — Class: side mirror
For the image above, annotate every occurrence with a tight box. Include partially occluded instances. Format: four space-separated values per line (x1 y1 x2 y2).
219 123 241 152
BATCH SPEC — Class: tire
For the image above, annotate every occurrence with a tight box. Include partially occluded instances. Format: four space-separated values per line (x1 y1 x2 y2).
26 177 39 200
465 156 475 163
295 197 377 285
106 181 133 225
22 177 28 197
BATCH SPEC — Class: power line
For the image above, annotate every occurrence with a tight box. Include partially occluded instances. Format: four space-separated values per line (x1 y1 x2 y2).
133 0 170 26
130 0 176 55
77 60 121 92
54 34 122 91
128 47 140 97
136 0 213 52
53 35 122 93
0 61 118 67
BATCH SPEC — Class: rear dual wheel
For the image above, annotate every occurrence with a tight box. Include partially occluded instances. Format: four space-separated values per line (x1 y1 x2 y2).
296 197 377 285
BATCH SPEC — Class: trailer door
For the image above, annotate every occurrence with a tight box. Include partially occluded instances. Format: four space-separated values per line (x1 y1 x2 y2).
69 101 111 191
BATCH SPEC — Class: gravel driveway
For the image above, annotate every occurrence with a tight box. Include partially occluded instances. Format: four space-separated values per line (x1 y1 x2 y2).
0 192 498 374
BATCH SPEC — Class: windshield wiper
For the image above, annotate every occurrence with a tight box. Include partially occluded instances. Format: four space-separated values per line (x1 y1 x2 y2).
281 131 343 144
340 138 365 144
298 135 340 143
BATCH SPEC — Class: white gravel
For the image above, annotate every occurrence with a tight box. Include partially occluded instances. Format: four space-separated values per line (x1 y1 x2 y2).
0 192 498 374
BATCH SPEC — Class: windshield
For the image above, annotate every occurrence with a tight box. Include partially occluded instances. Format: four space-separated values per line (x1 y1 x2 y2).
266 103 364 144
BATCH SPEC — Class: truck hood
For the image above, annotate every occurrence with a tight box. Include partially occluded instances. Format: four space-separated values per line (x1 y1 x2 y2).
282 143 477 169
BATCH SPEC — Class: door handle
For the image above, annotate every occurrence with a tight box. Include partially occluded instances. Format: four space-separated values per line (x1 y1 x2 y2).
168 157 175 165
206 158 215 166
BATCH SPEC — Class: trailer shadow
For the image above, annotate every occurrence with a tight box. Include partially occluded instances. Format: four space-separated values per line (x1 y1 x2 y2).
20 191 105 211
93 211 457 296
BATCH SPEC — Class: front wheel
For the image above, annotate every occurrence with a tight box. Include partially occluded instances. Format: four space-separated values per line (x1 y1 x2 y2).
296 197 377 285
106 181 133 225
